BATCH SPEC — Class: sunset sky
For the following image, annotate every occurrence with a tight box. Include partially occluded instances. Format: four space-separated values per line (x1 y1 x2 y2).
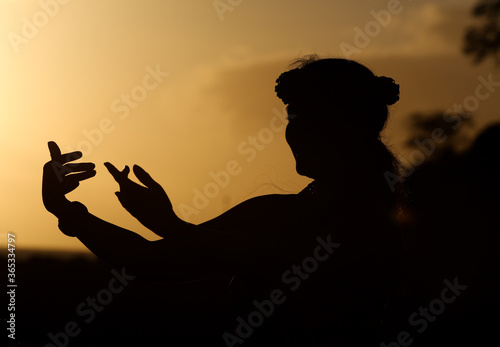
1 0 499 252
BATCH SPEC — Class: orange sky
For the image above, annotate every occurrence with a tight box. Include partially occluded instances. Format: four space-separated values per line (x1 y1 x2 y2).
1 0 499 252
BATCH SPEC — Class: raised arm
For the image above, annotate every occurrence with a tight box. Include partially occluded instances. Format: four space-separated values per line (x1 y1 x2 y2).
42 142 298 280
41 142 155 265
102 161 299 266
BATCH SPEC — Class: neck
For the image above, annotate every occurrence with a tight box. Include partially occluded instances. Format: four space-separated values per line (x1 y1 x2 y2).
312 161 374 202
311 176 348 203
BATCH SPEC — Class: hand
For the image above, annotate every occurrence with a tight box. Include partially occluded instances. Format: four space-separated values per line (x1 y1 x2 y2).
42 141 96 217
104 162 181 236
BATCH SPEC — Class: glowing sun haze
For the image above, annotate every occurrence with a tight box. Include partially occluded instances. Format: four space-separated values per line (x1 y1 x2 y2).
1 0 498 251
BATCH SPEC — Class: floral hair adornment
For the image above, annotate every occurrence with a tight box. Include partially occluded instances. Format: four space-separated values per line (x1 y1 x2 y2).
275 68 304 105
276 68 400 107
374 76 400 106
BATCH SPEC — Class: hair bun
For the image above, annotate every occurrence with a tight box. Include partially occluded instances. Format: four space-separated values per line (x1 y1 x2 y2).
376 76 400 105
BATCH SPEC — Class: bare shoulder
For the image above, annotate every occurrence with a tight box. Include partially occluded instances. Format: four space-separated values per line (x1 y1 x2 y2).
199 193 300 233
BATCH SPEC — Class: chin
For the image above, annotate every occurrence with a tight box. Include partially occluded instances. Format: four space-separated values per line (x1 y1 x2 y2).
295 162 317 179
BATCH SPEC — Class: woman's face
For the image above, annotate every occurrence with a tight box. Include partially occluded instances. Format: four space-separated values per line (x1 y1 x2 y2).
285 102 342 179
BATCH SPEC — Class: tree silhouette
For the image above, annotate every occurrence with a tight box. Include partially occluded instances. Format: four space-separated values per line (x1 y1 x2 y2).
405 110 474 161
464 0 500 64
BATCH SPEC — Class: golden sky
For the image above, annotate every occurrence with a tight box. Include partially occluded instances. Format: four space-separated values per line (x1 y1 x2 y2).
1 0 499 252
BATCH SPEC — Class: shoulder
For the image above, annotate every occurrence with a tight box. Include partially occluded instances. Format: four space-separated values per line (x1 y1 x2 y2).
199 193 301 233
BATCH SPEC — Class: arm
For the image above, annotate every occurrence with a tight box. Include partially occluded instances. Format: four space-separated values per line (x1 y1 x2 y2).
41 142 156 267
42 142 297 279
42 143 263 280
62 207 154 266
62 208 226 281
41 143 219 281
103 162 299 267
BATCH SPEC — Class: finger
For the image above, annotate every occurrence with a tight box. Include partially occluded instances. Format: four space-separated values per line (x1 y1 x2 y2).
133 165 159 188
64 162 96 173
61 151 83 164
105 162 131 184
46 162 95 183
104 162 122 180
104 161 118 174
105 162 129 177
48 141 62 162
123 165 130 176
66 170 97 183
48 142 83 164
44 160 71 183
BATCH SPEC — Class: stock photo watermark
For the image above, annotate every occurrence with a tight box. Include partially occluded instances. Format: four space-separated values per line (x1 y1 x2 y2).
178 107 288 221
7 0 72 54
384 73 500 192
340 0 411 58
213 0 244 21
44 267 135 347
380 277 467 347
222 234 341 346
63 64 170 157
6 232 17 341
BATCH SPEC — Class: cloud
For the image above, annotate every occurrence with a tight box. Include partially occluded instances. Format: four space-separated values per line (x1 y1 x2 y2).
160 51 294 139
351 2 476 59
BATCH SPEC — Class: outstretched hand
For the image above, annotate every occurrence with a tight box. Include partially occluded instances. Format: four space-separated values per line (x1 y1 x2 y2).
42 141 96 217
104 162 181 237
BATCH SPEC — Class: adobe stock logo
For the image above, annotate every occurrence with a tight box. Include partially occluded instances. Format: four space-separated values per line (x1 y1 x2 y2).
384 73 500 192
339 0 414 59
222 234 341 346
380 277 468 347
213 0 244 21
110 65 170 120
178 108 288 221
63 64 169 157
7 0 72 54
44 267 135 347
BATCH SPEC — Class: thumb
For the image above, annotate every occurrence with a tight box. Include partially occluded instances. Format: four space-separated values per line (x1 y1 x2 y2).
133 165 159 188
105 163 130 184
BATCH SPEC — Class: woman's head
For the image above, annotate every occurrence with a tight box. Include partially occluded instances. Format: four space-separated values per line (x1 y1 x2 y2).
275 56 400 179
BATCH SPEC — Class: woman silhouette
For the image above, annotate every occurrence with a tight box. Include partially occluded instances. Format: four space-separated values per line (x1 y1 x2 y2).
42 56 402 346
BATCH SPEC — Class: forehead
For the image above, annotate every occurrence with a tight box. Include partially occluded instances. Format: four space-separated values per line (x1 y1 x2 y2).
286 105 326 127
286 99 332 116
